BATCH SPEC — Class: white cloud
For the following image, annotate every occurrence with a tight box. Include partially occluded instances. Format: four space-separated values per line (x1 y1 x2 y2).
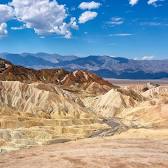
110 33 133 37
142 56 155 60
69 17 78 30
79 1 101 10
147 0 164 7
0 23 8 37
140 21 168 26
134 56 155 60
107 17 124 26
148 0 158 4
0 4 14 37
9 0 78 38
79 11 98 24
129 0 139 6
0 4 14 23
11 25 25 30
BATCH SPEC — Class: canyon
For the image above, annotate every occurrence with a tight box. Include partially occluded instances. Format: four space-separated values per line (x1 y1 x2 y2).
0 58 168 167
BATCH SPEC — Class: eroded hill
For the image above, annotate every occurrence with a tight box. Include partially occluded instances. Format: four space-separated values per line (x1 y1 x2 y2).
0 58 168 157
0 81 109 152
0 58 113 95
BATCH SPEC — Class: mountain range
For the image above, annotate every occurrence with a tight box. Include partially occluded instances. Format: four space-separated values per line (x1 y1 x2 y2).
0 53 168 79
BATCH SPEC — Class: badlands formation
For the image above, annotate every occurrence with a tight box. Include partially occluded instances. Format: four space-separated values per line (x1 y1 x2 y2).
0 58 168 167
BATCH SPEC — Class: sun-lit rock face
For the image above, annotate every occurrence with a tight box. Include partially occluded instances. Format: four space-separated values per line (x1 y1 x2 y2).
0 81 109 152
84 88 145 118
142 86 168 98
117 97 168 128
84 84 168 128
0 81 89 119
117 86 168 128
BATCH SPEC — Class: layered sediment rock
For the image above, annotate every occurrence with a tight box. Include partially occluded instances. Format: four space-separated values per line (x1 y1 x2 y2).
84 88 144 118
0 81 109 152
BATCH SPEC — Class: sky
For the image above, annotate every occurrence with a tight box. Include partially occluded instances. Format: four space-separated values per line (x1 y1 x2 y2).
0 0 167 59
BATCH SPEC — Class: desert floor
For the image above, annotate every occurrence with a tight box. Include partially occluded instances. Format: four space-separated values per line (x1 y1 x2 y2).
1 129 168 168
106 78 168 86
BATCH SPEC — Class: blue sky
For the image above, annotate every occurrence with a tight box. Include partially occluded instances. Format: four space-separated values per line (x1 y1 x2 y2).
0 0 167 59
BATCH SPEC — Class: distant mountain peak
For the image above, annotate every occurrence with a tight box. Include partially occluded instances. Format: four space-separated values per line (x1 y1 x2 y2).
0 53 168 79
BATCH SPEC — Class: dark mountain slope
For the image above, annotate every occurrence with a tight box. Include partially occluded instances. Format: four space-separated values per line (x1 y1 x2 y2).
0 58 113 94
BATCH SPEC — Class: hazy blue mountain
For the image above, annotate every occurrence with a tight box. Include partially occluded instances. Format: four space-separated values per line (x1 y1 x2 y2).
57 56 168 79
0 53 78 69
23 53 78 63
0 53 168 79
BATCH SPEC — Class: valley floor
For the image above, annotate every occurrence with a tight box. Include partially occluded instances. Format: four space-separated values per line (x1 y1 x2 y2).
106 78 168 87
1 129 168 168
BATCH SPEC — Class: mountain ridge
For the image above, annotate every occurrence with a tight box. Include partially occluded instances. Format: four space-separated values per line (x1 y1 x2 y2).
0 58 113 95
0 53 168 79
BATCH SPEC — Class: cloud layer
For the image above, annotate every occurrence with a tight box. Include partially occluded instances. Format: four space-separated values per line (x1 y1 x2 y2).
129 0 164 6
0 0 101 38
79 1 101 10
10 0 78 38
0 23 8 37
0 4 14 36
0 0 79 38
142 56 155 60
0 0 165 38
79 11 98 24
0 5 14 23
107 17 124 26
148 0 158 4
110 33 133 37
129 0 139 6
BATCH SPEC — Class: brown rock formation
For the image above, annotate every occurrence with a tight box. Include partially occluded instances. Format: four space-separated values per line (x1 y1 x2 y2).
0 58 113 95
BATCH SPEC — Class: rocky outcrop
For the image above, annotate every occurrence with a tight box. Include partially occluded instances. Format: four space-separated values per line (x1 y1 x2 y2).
116 86 168 128
118 98 168 128
143 86 168 98
0 58 113 95
61 70 114 95
0 81 109 152
84 88 144 118
0 81 89 118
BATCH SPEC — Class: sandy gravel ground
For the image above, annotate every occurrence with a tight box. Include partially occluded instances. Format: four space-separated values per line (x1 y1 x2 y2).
0 136 168 168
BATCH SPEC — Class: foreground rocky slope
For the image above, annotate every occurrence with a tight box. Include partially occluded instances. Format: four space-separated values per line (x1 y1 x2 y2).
0 81 109 152
0 79 168 152
1 136 168 168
